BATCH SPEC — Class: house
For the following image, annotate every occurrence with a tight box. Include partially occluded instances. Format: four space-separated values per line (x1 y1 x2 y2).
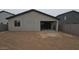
7 9 59 31
0 11 14 31
57 10 79 35
0 11 14 24
57 10 79 25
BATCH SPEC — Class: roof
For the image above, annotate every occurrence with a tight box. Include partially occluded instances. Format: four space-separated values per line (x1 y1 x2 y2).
57 10 79 17
6 9 58 20
0 11 15 15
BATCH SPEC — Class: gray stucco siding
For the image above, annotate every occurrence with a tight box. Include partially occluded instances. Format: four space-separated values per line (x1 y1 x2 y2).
8 11 58 31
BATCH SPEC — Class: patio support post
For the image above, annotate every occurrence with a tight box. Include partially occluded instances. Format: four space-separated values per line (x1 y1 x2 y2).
56 21 59 32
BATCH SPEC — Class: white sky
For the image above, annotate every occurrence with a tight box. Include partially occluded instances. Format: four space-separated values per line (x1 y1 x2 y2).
1 9 79 16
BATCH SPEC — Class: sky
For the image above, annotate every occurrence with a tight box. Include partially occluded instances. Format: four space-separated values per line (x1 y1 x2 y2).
1 9 79 16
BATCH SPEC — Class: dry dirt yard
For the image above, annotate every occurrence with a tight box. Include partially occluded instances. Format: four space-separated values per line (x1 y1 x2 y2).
0 31 79 50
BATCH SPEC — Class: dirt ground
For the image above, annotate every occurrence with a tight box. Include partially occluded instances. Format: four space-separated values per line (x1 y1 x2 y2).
0 31 79 50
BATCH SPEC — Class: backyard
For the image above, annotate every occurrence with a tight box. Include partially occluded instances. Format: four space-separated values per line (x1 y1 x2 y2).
0 31 79 50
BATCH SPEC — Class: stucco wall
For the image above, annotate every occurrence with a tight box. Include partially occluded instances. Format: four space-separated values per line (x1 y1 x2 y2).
8 11 58 31
61 24 79 36
0 24 8 31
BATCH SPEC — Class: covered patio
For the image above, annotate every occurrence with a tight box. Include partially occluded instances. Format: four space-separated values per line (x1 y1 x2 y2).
40 21 58 32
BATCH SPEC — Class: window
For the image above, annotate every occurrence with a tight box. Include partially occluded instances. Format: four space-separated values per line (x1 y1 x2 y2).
64 16 67 21
14 20 20 27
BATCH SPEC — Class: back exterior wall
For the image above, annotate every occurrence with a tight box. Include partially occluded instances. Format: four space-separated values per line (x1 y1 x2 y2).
8 11 58 31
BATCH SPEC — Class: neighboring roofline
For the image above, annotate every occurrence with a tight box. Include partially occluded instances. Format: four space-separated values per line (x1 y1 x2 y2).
6 9 58 20
0 11 15 15
56 10 79 17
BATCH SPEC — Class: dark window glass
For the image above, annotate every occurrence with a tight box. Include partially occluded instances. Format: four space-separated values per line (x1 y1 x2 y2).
14 20 20 27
